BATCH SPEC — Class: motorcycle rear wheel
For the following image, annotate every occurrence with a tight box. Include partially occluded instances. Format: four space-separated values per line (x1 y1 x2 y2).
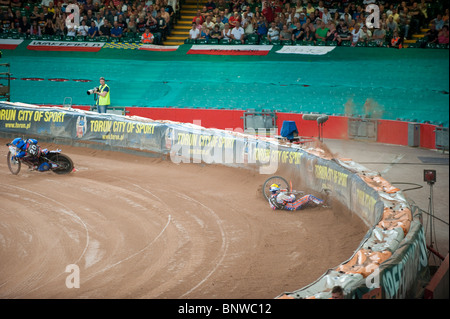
7 151 21 175
48 153 74 174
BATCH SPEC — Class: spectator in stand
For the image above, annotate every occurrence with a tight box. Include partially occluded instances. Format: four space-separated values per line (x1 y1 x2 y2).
398 6 411 39
44 17 56 35
37 12 47 31
350 23 362 46
18 16 31 35
156 9 168 41
230 20 245 43
99 19 111 38
336 21 351 45
204 13 215 29
386 16 398 33
127 15 137 34
256 15 268 39
54 17 66 38
291 21 304 42
117 14 128 33
188 22 200 40
359 24 371 43
206 0 216 12
315 19 328 42
29 6 41 25
305 2 315 16
194 17 203 31
210 23 223 40
303 24 315 43
322 7 332 25
30 20 42 37
420 22 438 47
228 11 241 29
267 21 279 43
418 0 429 21
199 23 211 40
110 20 123 40
243 18 255 36
77 19 90 37
326 21 338 42
222 22 232 41
192 9 204 24
371 23 386 46
433 14 445 31
88 20 99 38
262 1 274 23
438 25 449 44
279 23 292 42
409 2 423 35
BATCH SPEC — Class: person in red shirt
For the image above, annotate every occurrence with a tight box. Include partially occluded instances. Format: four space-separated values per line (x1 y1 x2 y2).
262 1 274 23
228 11 241 28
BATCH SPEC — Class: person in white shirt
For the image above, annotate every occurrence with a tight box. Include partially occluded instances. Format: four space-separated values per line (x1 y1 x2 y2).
351 23 362 45
77 20 90 36
189 22 200 39
231 24 245 43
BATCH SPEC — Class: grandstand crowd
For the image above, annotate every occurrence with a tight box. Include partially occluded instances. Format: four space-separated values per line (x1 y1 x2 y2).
0 0 448 48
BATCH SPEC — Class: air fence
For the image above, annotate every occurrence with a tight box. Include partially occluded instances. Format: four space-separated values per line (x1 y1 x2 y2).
0 102 430 299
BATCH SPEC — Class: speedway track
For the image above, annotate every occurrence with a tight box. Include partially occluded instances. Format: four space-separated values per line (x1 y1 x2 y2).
0 138 367 299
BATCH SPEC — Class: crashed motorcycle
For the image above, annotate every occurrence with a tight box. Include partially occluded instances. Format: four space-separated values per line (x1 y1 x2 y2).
262 175 332 207
6 142 74 175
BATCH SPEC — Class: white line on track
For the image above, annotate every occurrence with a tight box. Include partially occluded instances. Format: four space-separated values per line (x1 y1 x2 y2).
0 184 90 297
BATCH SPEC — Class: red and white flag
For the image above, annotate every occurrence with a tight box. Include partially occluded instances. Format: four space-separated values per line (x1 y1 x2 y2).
139 44 179 52
27 40 104 52
187 45 273 56
0 39 23 50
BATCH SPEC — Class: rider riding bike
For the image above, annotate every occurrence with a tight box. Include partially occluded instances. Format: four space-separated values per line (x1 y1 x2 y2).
268 183 328 211
10 137 51 171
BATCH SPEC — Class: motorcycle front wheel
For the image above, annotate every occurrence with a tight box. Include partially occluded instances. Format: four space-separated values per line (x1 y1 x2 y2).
7 151 21 175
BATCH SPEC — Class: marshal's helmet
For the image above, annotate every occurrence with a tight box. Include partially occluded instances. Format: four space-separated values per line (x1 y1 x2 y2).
270 183 280 193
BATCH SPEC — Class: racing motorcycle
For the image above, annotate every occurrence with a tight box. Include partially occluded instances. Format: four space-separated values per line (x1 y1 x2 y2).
6 142 74 175
262 175 331 202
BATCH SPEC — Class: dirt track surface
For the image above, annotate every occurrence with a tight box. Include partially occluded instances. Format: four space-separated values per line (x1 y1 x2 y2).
0 138 367 299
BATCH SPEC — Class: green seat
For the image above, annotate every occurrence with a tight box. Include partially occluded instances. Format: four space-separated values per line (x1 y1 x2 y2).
281 40 292 45
247 34 258 42
316 40 326 46
326 40 338 46
98 36 108 42
270 39 280 45
219 38 230 44
356 41 366 47
184 38 196 44
208 38 219 44
231 39 242 44
341 40 351 46
196 38 208 44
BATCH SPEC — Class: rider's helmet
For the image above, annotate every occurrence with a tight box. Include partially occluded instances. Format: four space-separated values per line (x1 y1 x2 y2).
270 183 280 193
11 137 26 150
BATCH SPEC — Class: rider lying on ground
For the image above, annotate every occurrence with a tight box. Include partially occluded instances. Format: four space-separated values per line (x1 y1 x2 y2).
268 183 329 211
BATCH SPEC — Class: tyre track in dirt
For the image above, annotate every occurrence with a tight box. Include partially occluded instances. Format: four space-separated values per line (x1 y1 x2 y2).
0 138 368 299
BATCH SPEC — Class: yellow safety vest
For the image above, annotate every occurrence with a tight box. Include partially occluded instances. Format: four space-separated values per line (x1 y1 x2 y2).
98 84 110 106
